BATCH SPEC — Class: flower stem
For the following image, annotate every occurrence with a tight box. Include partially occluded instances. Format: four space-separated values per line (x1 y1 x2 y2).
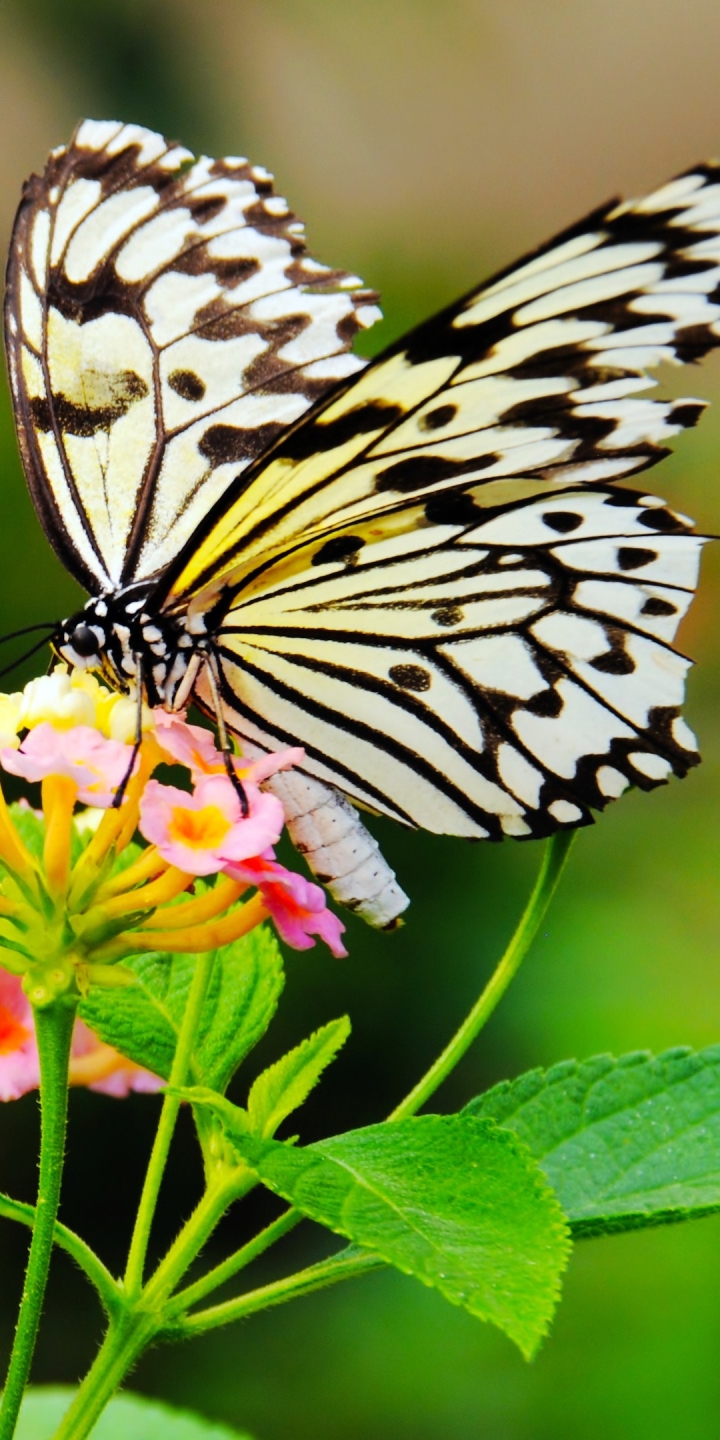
172 1246 384 1337
50 1314 156 1440
0 999 76 1440
123 948 217 1298
164 1205 301 1318
0 1192 119 1317
390 830 575 1121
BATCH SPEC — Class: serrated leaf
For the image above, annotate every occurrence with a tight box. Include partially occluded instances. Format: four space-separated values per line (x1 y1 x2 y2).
79 925 284 1088
247 1017 351 1137
13 1386 255 1439
186 1103 569 1358
466 1045 720 1236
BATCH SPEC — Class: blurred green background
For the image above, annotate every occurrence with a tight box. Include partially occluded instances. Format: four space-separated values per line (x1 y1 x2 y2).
1 2 720 1436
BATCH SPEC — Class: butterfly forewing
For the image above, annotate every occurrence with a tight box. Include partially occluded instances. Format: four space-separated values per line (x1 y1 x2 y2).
164 165 720 606
5 118 381 595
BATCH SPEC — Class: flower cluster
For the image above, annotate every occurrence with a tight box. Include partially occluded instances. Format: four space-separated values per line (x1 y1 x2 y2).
0 671 346 1098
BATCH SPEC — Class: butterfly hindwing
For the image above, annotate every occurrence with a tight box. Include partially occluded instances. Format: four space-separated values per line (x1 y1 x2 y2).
190 486 702 839
4 119 381 595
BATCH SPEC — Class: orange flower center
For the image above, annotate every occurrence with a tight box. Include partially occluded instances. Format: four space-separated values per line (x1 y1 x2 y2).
0 1004 30 1055
168 803 232 851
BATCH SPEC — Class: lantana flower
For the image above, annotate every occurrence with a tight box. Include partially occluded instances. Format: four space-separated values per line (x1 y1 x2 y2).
1 723 137 807
138 774 285 876
0 675 345 1102
0 969 160 1100
226 855 348 959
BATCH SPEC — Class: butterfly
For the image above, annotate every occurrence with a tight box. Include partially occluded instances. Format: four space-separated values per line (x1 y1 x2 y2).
5 119 719 927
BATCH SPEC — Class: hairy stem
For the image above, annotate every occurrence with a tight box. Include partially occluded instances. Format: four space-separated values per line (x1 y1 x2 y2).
50 1314 156 1440
170 1246 385 1337
164 1206 301 1318
0 1000 76 1440
0 1192 119 1316
123 948 217 1298
390 831 575 1120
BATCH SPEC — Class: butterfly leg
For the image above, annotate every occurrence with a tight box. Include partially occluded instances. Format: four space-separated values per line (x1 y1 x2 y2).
204 648 250 818
112 656 145 809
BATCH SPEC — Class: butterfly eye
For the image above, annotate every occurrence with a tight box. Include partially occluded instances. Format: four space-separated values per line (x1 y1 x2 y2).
70 623 101 658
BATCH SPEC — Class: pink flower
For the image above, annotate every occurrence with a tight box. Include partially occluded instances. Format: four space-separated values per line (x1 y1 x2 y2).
0 970 161 1101
154 712 304 785
0 970 38 1100
226 855 347 958
153 712 227 779
0 723 135 807
138 774 285 876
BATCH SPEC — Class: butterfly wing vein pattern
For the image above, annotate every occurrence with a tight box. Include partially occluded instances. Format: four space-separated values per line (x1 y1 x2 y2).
5 118 381 594
195 486 701 839
6 120 720 922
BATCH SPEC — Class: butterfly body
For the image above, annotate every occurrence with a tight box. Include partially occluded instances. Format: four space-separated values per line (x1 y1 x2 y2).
6 119 720 923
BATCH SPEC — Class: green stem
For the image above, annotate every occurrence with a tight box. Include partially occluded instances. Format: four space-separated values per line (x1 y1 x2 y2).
0 1193 119 1317
123 948 217 1298
170 1246 385 1337
50 1314 156 1440
0 999 76 1440
141 1170 254 1309
164 1205 302 1318
390 831 575 1120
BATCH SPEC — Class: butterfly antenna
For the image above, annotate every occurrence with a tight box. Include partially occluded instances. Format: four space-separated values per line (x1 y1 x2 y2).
112 660 144 810
0 621 58 646
205 649 249 818
0 633 57 682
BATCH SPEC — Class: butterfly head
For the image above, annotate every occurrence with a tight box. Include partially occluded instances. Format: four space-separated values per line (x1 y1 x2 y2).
54 590 199 708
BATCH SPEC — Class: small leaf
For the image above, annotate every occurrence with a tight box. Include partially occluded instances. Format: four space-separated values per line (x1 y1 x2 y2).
195 927 285 1092
188 1103 569 1358
247 1017 351 1137
466 1044 720 1236
79 925 284 1088
13 1386 255 1439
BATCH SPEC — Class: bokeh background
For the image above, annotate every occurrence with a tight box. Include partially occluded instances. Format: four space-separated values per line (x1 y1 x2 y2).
0 2 720 1437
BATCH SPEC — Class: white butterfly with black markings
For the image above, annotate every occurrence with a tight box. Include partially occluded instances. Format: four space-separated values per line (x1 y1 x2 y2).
4 119 718 926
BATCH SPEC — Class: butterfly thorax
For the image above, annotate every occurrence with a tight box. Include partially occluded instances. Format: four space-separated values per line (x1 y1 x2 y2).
55 590 206 709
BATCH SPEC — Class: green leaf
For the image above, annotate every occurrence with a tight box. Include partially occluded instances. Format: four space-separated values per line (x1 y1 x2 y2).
247 1017 351 1137
79 924 284 1088
187 1103 570 1357
13 1386 255 1439
465 1045 720 1236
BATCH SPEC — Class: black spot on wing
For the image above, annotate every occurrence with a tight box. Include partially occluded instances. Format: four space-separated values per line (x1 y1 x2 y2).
641 596 677 617
589 647 635 675
198 422 286 467
283 402 404 460
29 372 148 436
388 663 432 692
312 535 366 567
376 452 496 494
542 510 583 533
638 507 686 532
168 369 206 401
431 604 464 626
617 546 659 570
419 403 458 432
668 401 705 429
523 687 563 718
424 490 483 526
